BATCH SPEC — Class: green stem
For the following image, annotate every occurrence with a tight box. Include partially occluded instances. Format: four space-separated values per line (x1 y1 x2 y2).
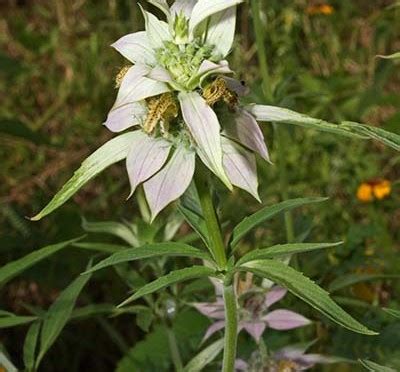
251 0 273 103
222 284 238 372
195 168 227 269
166 326 183 371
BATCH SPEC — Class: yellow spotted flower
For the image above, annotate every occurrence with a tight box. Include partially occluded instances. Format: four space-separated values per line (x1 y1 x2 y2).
307 4 334 16
357 179 391 202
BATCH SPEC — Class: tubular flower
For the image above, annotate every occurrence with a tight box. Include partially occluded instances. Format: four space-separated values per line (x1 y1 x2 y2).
356 179 391 203
193 279 310 343
103 0 272 220
235 343 344 371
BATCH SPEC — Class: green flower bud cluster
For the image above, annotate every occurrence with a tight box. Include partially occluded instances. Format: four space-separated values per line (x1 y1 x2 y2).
156 39 214 89
173 13 189 44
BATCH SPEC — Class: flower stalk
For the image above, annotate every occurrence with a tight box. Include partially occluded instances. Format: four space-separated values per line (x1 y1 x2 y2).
222 284 238 372
195 165 239 371
195 166 227 270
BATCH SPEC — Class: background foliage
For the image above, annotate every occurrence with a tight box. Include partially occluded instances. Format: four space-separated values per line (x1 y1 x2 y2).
1 0 399 371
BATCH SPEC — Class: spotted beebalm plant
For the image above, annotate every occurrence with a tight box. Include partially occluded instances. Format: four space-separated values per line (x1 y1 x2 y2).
14 0 400 370
91 0 270 220
31 0 400 222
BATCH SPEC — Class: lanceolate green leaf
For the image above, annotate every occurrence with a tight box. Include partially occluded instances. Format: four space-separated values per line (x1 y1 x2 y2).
240 259 377 335
0 315 37 328
71 304 116 320
329 274 400 292
0 237 82 287
23 321 41 371
183 338 224 372
248 105 400 152
341 121 400 151
247 104 366 139
377 52 400 60
230 197 328 249
236 242 342 266
81 218 139 247
36 269 93 368
178 202 209 247
31 132 137 221
383 308 400 319
359 359 396 372
83 243 214 275
118 266 216 307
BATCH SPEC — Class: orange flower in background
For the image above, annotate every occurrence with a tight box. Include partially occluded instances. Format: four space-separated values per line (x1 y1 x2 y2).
307 4 334 16
357 179 392 202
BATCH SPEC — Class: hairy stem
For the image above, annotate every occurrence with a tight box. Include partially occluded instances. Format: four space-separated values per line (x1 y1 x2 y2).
195 168 227 269
222 284 238 372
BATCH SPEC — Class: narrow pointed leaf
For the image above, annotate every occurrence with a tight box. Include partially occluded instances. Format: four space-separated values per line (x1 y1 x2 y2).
329 273 400 292
82 218 139 246
179 91 231 189
183 338 224 372
0 315 37 328
111 31 157 65
359 359 396 372
0 237 82 286
127 133 172 196
31 132 138 220
144 146 196 221
341 121 400 151
383 308 400 319
71 304 116 320
237 242 343 266
231 197 328 249
240 259 377 335
83 243 213 275
118 266 216 307
23 321 41 371
205 7 237 59
247 104 366 139
189 0 243 35
36 269 93 368
377 52 400 60
178 202 209 247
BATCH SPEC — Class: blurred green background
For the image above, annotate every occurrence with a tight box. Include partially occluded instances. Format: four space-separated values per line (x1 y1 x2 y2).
1 0 399 371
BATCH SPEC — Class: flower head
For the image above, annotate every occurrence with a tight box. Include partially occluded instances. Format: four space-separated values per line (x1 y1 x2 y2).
306 4 334 16
356 179 391 202
193 277 310 343
236 343 344 371
104 0 271 220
